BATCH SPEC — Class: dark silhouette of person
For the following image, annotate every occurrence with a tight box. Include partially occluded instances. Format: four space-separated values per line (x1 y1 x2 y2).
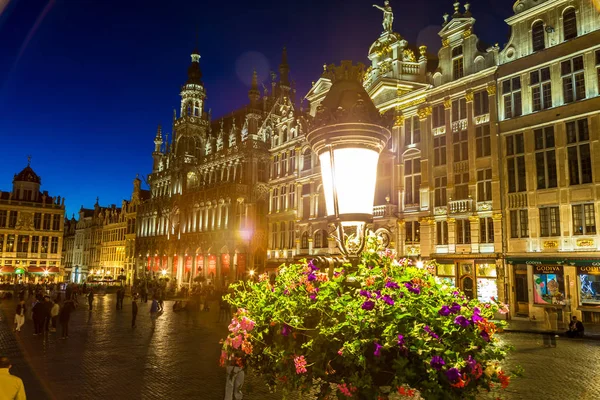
131 295 138 328
88 288 94 311
566 316 585 338
59 299 76 339
31 298 44 335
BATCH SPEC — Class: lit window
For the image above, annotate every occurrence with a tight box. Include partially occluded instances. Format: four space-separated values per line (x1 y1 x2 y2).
540 207 560 237
502 77 522 119
404 158 421 206
572 204 596 235
561 56 586 103
510 210 529 238
566 119 592 185
534 126 558 189
506 134 526 193
530 67 552 111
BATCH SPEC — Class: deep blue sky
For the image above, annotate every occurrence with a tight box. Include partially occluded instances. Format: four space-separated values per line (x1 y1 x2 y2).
0 0 513 217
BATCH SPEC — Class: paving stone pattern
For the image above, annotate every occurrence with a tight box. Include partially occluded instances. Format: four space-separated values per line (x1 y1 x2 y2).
1 295 600 400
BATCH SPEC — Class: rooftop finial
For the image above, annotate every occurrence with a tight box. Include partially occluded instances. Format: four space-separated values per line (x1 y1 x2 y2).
373 1 393 33
453 1 462 17
27 155 31 166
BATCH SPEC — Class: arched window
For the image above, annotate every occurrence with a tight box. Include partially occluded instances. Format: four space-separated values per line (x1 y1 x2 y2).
303 150 312 171
532 21 545 52
314 230 323 248
186 103 192 116
301 232 309 249
281 126 287 143
563 8 577 41
194 101 200 116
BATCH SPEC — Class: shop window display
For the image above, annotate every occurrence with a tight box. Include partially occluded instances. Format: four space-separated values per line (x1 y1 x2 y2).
476 263 497 302
533 269 565 305
577 266 600 306
436 264 456 286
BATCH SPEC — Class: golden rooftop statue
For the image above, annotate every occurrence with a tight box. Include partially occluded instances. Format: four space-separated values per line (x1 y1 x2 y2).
373 0 394 33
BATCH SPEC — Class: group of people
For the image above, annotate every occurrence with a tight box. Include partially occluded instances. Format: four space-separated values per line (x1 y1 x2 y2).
16 293 77 339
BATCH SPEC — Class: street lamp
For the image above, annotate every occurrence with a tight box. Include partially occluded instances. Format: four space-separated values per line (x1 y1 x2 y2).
161 269 167 277
307 61 391 261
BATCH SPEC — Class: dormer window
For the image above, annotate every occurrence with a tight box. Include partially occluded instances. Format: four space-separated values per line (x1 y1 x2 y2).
532 21 545 52
563 8 577 41
452 46 464 80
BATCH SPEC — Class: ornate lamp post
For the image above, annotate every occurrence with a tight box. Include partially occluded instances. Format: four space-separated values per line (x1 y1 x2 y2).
306 62 391 263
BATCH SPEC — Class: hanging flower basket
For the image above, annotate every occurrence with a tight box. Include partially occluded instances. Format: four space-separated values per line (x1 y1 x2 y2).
220 234 514 399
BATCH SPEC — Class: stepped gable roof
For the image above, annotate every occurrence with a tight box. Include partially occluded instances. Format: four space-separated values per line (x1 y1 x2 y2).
13 165 41 184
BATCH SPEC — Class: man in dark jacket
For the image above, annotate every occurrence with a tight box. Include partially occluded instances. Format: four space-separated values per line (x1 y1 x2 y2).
59 299 76 339
31 298 44 335
566 316 585 338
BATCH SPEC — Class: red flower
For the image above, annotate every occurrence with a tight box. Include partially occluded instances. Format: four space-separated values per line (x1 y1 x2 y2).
498 370 510 389
397 386 416 397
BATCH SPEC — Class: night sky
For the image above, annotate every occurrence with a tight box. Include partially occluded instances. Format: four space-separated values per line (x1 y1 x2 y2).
0 0 513 217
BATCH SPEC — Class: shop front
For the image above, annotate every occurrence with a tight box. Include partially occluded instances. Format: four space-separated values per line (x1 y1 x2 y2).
434 259 499 303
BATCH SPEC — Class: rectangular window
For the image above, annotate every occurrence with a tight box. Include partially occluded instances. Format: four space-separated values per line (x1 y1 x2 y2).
506 134 526 193
43 214 51 230
17 235 29 253
41 236 49 253
404 158 421 206
540 206 560 237
476 124 491 157
289 185 296 209
510 210 529 238
405 221 420 243
566 119 592 185
477 169 492 202
456 219 471 244
453 57 464 80
502 77 522 119
479 217 495 243
453 130 468 162
530 67 552 111
8 211 17 228
434 177 447 207
562 56 586 103
452 98 467 121
0 235 3 252
454 172 469 200
433 136 446 166
534 126 557 189
432 105 445 128
31 236 39 253
573 204 596 235
473 90 489 116
6 234 14 252
0 210 6 228
280 153 287 176
52 214 61 231
404 116 421 145
534 270 565 305
436 221 448 245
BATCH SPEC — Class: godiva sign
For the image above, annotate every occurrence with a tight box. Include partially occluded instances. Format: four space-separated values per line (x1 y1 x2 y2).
533 265 563 274
577 266 600 275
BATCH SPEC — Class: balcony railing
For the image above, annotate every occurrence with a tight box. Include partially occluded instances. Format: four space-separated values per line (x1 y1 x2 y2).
373 204 398 218
448 199 473 214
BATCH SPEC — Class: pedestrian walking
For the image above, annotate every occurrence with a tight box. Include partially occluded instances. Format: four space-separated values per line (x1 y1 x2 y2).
158 290 165 312
218 295 228 322
59 299 76 339
88 288 94 311
31 298 44 336
120 287 125 309
50 300 60 332
132 295 138 328
14 300 26 333
43 296 53 333
0 356 26 400
224 365 245 400
543 307 559 347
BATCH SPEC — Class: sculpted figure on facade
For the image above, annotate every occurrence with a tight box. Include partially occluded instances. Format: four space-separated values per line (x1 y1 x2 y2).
373 0 393 33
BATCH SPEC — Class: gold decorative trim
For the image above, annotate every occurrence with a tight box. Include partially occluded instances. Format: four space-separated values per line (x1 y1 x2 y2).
486 83 497 96
406 245 420 256
417 106 432 120
465 91 474 102
543 241 559 249
491 213 503 221
419 45 427 57
443 98 452 110
396 97 427 111
576 239 594 247
462 29 472 39
394 115 405 127
442 38 449 48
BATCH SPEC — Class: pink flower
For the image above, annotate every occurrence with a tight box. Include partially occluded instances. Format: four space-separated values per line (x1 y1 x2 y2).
337 383 357 397
239 317 255 332
294 355 307 374
337 348 344 356
231 334 243 349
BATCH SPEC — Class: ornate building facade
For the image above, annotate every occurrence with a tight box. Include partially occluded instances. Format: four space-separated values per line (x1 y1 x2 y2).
62 178 147 284
497 0 600 322
135 49 293 287
0 161 65 282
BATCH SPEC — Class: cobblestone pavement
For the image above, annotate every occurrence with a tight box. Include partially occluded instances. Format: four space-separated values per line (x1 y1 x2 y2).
1 295 600 400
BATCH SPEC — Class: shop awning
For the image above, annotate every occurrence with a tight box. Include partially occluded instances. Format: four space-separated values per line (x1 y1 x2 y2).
0 266 14 273
506 257 600 266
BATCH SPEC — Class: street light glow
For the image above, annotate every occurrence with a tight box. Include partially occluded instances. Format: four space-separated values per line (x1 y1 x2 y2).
249 269 255 276
161 269 167 276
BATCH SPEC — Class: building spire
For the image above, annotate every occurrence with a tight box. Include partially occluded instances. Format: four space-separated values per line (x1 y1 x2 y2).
248 69 260 107
186 48 202 84
27 155 32 166
279 47 290 88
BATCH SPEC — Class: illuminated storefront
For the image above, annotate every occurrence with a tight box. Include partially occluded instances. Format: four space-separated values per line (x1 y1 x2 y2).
434 259 499 303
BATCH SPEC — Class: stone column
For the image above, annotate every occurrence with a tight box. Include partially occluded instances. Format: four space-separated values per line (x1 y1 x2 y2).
469 215 480 253
447 218 456 253
419 217 434 258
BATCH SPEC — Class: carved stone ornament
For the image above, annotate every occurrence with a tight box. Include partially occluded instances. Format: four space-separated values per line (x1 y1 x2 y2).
394 114 405 127
465 91 474 102
462 29 472 39
252 182 270 201
486 84 497 95
15 212 33 230
417 106 432 120
443 98 452 110
442 38 450 48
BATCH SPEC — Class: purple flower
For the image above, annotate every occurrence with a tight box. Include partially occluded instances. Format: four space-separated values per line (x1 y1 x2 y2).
383 295 394 306
373 342 382 357
362 300 375 310
360 290 371 298
281 324 291 336
445 368 461 382
472 307 483 323
449 302 461 314
375 290 382 299
438 306 451 316
430 355 445 370
367 264 375 269
309 294 317 301
454 315 471 328
308 260 318 272
283 289 290 295
452 291 460 297
385 280 399 289
480 331 490 342
424 325 440 340
307 272 317 282
397 334 405 347
404 282 421 295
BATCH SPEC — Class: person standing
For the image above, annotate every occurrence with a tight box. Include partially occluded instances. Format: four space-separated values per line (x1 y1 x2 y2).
59 299 75 339
0 357 26 400
42 296 53 333
119 287 125 310
31 297 44 336
131 295 138 328
50 300 60 332
87 288 94 311
14 300 26 333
